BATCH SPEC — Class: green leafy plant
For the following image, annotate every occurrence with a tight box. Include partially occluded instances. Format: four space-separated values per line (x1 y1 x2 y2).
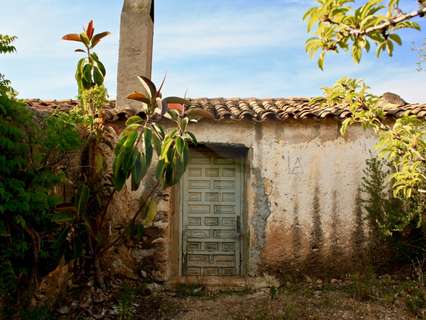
312 78 426 206
20 306 54 320
62 20 110 114
57 21 116 289
0 34 17 54
116 285 136 320
304 0 424 69
113 76 196 192
60 20 198 289
0 89 81 314
406 286 426 316
0 34 17 97
107 76 197 247
362 157 426 265
304 0 426 234
0 33 82 316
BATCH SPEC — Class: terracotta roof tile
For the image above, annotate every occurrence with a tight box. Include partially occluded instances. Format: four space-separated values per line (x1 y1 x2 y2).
25 97 426 122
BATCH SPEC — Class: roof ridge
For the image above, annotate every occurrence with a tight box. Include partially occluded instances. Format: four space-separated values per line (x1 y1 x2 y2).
24 98 426 122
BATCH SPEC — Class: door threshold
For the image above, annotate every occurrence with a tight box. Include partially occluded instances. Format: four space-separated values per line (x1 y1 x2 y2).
168 275 279 290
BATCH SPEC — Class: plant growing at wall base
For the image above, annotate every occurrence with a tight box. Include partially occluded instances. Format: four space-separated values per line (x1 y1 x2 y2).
0 88 82 314
60 21 116 289
362 157 426 265
0 33 82 316
60 19 199 289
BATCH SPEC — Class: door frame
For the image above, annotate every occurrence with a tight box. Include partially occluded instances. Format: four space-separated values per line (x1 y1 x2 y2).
174 144 249 279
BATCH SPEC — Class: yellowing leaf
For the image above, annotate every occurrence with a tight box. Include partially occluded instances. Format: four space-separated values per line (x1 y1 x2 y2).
143 200 158 226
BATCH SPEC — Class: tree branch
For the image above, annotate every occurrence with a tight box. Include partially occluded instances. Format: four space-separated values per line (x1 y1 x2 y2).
351 7 426 37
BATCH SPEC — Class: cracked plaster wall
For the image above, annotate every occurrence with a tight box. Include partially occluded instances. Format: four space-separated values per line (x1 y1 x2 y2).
184 119 377 276
108 119 378 281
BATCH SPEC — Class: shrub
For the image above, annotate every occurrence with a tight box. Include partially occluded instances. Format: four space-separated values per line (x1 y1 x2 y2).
0 88 81 312
362 157 426 266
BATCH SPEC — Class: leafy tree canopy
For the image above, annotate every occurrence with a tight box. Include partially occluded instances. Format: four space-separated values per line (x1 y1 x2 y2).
304 0 425 69
304 1 426 233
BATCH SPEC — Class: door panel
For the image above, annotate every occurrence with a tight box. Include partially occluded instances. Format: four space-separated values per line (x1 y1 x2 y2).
181 149 244 277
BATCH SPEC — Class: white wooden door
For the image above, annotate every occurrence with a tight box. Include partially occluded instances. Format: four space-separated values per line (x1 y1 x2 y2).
180 148 244 276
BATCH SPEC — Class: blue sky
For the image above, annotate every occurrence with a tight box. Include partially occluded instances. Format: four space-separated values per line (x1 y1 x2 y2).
1 0 425 102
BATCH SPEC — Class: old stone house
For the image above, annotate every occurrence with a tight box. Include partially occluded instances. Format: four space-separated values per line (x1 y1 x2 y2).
28 0 426 287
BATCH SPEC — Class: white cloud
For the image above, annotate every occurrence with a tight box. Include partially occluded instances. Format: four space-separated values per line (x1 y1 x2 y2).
154 5 306 60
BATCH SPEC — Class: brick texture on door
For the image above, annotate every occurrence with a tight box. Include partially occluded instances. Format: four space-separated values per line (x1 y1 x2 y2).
181 149 244 276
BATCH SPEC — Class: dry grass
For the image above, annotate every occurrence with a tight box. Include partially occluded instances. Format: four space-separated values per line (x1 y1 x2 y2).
136 275 426 320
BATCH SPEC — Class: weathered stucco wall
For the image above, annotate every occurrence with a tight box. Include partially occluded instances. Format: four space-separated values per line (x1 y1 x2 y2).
106 119 378 283
180 119 377 277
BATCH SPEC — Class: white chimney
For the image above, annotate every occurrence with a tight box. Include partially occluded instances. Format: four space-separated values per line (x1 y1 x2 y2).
117 0 154 109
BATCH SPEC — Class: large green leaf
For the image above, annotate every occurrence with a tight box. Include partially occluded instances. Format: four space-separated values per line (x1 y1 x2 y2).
186 131 197 145
113 147 138 191
152 132 162 155
76 184 90 217
160 138 174 163
144 128 153 168
75 58 86 92
114 135 128 156
175 136 184 157
0 221 9 237
80 32 90 47
91 52 106 76
93 66 104 86
125 115 144 126
155 159 166 181
126 223 144 241
131 152 143 191
113 131 138 191
143 200 158 226
137 76 157 99
82 63 93 89
52 212 76 224
151 122 165 140
123 129 139 148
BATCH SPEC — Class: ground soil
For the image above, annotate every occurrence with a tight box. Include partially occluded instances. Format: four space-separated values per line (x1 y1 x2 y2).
52 274 426 319
134 277 425 320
